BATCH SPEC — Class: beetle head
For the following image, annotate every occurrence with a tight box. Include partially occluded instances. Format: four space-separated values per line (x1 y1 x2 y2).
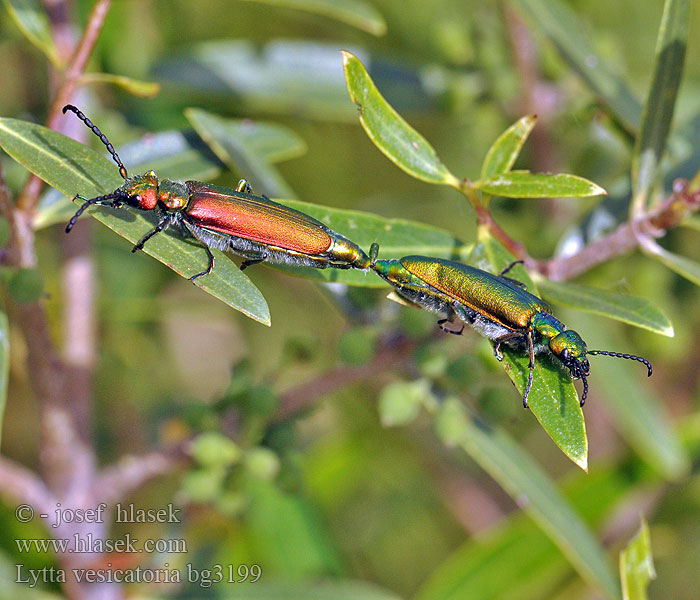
548 330 653 406
549 330 590 377
122 171 159 210
549 330 591 404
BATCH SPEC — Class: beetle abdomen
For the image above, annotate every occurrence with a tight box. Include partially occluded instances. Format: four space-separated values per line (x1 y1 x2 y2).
185 182 332 256
399 256 551 330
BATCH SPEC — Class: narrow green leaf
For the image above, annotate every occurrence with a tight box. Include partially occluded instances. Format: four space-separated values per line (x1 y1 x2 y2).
575 313 689 480
0 118 120 199
3 0 61 67
85 204 271 325
0 118 270 324
221 123 306 165
481 115 537 179
500 350 587 470
417 466 637 600
645 243 700 288
476 171 606 199
157 40 358 121
243 478 342 576
185 107 303 198
620 519 655 600
117 130 225 181
419 517 569 600
186 108 307 164
35 129 224 229
279 199 466 286
537 279 674 337
0 306 8 447
238 0 386 35
631 0 688 207
341 51 460 187
222 579 404 600
79 73 161 98
434 399 620 600
471 230 587 469
679 215 700 232
510 0 641 132
156 41 443 122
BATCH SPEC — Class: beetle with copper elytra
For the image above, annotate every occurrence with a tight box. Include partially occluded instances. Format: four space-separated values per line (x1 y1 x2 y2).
368 246 652 408
62 105 372 280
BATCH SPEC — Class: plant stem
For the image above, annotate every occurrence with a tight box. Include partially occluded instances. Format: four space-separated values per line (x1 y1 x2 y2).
274 334 414 422
16 0 112 213
540 178 700 281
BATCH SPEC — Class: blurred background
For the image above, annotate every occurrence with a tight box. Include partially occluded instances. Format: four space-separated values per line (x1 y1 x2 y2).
1 0 699 598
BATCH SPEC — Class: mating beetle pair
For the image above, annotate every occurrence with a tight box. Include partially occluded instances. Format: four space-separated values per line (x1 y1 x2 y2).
63 105 652 408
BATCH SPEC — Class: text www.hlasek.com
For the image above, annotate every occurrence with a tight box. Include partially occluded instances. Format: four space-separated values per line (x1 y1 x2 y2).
16 534 187 554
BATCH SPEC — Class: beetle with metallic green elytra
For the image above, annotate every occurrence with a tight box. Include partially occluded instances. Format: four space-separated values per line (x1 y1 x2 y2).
368 245 652 407
62 105 372 280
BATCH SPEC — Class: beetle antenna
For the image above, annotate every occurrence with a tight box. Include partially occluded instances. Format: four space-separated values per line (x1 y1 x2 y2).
587 350 652 377
62 105 128 180
65 192 123 233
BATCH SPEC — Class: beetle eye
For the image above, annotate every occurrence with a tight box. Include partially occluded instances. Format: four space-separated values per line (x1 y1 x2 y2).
560 348 569 360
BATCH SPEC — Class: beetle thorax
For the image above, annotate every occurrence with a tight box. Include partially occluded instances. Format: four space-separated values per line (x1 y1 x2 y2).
157 179 189 211
531 312 565 343
122 173 190 212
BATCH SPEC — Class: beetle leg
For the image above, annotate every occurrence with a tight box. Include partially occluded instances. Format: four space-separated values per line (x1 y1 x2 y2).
190 246 215 282
501 276 527 289
498 261 528 289
492 342 503 361
240 257 265 271
522 329 536 409
452 303 475 324
438 318 464 335
438 308 464 335
236 179 253 194
181 221 217 281
132 214 172 253
499 260 524 276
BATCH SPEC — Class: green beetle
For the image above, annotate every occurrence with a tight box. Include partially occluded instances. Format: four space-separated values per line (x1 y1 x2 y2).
370 248 652 407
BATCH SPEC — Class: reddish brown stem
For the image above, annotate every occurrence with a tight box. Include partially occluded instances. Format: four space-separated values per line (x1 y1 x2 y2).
475 205 527 259
94 448 188 507
274 335 413 422
539 180 700 281
16 0 112 212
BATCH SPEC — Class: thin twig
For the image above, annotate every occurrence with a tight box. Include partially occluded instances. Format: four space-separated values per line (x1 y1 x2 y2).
503 5 562 174
16 0 112 212
274 335 414 422
94 448 188 507
474 206 527 259
0 456 56 515
539 180 700 281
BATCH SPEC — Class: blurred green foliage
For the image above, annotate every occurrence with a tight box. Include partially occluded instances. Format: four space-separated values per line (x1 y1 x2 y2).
1 0 700 599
